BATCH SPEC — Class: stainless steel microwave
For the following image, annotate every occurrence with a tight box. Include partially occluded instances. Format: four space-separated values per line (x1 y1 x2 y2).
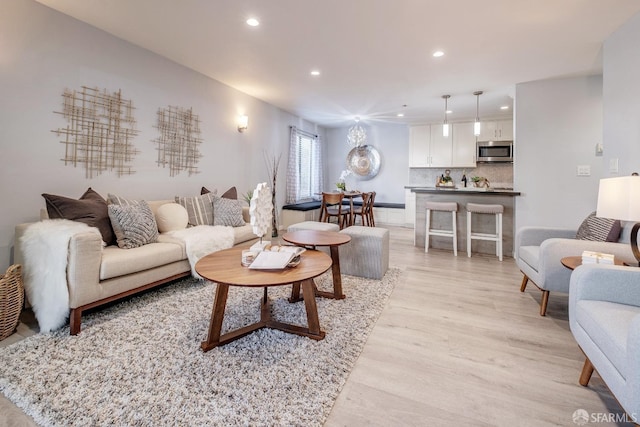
477 140 513 163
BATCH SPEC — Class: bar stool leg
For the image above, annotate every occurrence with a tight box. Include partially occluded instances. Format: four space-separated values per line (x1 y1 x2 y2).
425 208 431 253
466 210 472 258
452 210 457 256
497 212 503 261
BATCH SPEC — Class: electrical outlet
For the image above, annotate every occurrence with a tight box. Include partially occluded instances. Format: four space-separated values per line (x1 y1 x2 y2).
577 165 591 176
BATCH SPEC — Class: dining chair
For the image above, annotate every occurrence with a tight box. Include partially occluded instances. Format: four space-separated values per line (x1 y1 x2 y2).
367 191 376 227
351 192 372 226
320 192 350 229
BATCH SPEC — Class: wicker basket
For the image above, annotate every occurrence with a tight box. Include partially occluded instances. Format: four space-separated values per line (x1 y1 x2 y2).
0 264 23 340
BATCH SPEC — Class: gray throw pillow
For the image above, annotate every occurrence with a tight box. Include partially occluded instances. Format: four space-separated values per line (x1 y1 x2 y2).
575 211 622 242
108 201 159 249
175 193 215 226
213 196 245 227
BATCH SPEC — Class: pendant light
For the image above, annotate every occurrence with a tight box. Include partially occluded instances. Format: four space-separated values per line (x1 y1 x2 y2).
347 117 367 147
473 91 483 136
442 95 450 137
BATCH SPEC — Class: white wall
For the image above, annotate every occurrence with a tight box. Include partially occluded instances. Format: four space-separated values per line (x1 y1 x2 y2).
325 123 409 203
514 75 604 231
603 11 640 175
0 0 324 270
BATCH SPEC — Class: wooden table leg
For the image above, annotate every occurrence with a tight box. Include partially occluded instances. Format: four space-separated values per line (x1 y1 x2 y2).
314 245 345 300
302 279 322 337
201 283 229 352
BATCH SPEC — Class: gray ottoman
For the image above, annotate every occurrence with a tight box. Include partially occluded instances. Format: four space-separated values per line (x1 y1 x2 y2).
287 221 340 232
339 226 389 279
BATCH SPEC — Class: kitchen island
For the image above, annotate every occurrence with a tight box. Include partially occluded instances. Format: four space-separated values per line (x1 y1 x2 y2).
409 186 521 257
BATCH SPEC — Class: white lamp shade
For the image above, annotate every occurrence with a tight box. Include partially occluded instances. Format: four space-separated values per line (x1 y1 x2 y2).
442 123 449 137
596 176 640 221
473 121 481 136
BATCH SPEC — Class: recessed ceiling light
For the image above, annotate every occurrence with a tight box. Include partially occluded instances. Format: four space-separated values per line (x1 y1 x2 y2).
397 113 404 117
310 70 320 76
246 18 260 27
432 50 444 57
500 105 509 110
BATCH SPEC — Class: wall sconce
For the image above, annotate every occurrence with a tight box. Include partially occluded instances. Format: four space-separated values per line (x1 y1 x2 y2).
237 115 248 132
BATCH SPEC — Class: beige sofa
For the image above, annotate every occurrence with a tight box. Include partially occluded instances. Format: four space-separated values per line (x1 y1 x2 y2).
15 200 257 335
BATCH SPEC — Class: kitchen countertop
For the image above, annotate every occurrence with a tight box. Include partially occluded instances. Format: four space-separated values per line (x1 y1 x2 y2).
405 185 521 196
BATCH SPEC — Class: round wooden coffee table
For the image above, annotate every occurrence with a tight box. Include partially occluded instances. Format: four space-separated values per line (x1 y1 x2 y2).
195 246 332 351
282 230 351 300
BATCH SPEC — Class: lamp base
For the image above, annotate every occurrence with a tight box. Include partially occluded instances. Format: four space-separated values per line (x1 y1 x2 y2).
631 223 640 267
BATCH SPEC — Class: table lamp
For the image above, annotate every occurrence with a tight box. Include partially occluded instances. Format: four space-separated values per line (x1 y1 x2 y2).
596 176 640 266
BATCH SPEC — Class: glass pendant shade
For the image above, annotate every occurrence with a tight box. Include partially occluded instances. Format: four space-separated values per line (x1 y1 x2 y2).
473 91 483 137
441 95 451 138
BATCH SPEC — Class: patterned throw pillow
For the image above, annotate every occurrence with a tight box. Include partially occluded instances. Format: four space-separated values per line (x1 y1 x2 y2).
108 201 159 249
213 196 245 227
575 211 622 242
175 193 215 226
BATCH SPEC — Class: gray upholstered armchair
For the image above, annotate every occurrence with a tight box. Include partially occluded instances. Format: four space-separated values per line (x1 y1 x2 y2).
569 264 640 421
515 225 633 315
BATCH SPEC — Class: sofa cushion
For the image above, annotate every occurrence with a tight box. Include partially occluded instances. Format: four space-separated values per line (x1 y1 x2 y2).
108 201 159 249
175 193 215 226
576 212 622 242
100 241 185 280
155 203 189 233
575 300 640 379
42 188 115 246
213 196 245 227
518 245 540 271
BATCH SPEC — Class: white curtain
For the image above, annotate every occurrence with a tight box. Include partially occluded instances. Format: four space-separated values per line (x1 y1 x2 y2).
286 127 300 204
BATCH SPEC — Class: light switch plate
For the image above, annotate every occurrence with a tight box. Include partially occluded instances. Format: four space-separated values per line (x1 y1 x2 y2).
610 158 619 173
577 165 591 176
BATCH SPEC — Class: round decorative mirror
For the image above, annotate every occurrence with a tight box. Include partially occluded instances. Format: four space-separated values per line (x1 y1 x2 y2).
346 145 381 180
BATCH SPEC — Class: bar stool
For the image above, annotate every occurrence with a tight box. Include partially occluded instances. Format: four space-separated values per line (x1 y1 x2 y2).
425 201 458 256
466 203 504 261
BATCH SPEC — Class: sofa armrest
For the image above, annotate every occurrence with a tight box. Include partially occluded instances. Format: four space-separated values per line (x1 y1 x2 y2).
570 264 640 307
515 226 577 252
67 232 104 308
527 238 632 292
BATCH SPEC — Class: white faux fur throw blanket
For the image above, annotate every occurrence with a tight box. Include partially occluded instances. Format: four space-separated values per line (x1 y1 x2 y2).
20 219 102 333
167 225 235 279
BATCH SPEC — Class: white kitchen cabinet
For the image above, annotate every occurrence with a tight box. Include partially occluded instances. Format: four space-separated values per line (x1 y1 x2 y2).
409 125 430 167
429 125 453 167
409 125 453 168
452 122 476 168
404 189 416 227
477 119 513 141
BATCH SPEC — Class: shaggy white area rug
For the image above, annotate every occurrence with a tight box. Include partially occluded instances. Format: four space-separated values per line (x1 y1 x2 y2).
0 269 400 427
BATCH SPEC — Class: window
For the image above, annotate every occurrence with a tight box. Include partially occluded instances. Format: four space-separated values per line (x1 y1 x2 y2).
286 127 323 204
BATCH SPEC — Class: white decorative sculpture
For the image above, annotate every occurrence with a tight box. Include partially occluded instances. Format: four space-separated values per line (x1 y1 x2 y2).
249 182 273 250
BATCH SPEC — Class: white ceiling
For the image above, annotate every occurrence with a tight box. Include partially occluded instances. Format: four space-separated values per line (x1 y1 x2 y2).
36 0 640 128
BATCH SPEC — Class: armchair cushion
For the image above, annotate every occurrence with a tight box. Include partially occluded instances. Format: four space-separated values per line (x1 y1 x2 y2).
518 246 539 271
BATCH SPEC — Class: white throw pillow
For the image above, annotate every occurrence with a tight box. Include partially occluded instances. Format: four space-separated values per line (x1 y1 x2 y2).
156 203 189 233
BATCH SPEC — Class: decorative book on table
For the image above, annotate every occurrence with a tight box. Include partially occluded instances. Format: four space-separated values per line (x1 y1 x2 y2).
248 246 305 269
581 250 614 265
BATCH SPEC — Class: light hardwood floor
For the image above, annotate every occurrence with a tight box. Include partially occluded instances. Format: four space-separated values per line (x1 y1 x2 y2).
0 226 630 426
